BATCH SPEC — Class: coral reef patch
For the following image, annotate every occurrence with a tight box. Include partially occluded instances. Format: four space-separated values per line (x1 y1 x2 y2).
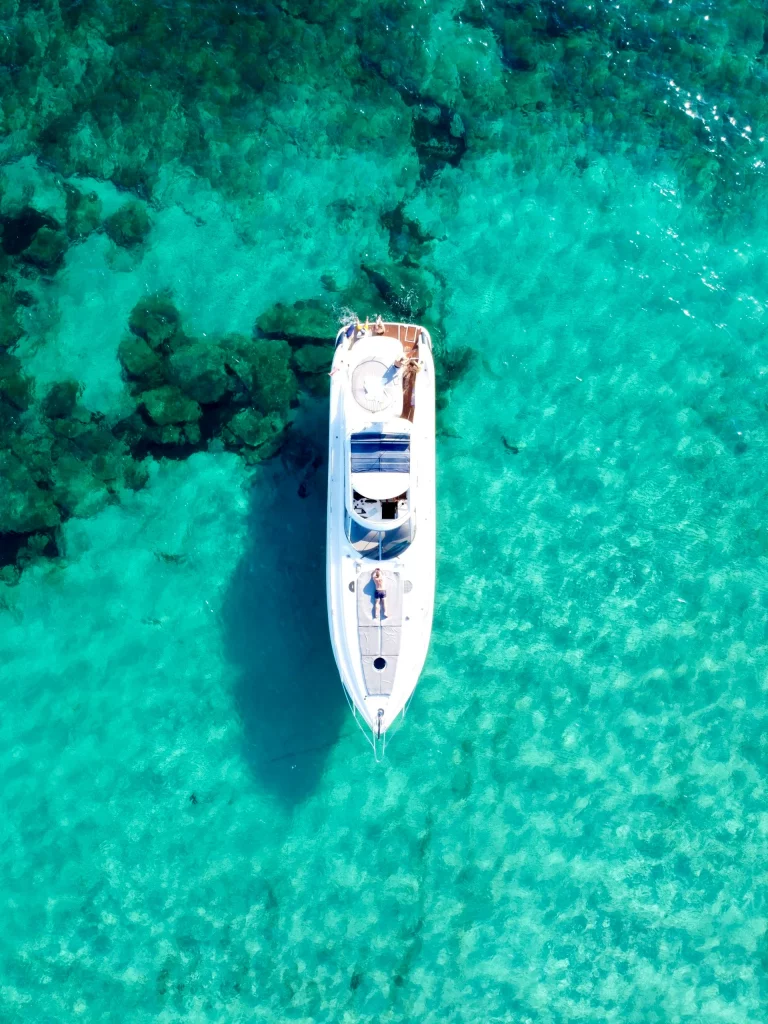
115 293 298 463
0 369 146 585
0 277 308 580
2 0 763 217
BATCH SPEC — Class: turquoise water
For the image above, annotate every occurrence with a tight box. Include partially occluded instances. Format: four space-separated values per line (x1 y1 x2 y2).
2 2 768 1020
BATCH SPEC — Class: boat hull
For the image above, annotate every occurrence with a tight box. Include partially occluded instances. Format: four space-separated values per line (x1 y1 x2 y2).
326 323 435 741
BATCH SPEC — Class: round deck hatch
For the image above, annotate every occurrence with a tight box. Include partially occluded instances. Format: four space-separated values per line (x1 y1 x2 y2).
373 657 387 671
351 358 401 413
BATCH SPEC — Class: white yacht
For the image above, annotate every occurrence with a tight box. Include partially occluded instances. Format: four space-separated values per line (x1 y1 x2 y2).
326 319 435 752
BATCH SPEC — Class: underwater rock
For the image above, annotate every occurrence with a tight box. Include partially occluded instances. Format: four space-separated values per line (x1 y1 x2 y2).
47 406 110 444
141 385 202 426
42 379 81 420
20 226 68 272
293 345 330 376
150 423 198 447
168 342 231 405
0 307 182 580
35 381 148 518
0 290 22 350
361 263 432 320
0 564 21 587
223 333 297 415
2 272 351 583
118 334 167 390
0 527 60 579
104 201 151 248
0 207 58 256
112 410 155 451
255 299 332 346
129 293 182 352
440 345 476 382
49 452 111 520
14 531 59 569
293 344 330 395
64 184 102 240
0 351 33 422
108 406 196 461
0 451 61 534
7 430 56 491
248 338 298 416
122 458 150 492
183 422 202 446
114 302 299 462
221 409 284 464
412 103 467 176
435 345 476 411
381 202 435 264
495 17 540 72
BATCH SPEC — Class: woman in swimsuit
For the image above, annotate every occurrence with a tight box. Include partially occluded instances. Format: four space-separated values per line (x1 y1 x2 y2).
371 568 387 620
394 355 423 406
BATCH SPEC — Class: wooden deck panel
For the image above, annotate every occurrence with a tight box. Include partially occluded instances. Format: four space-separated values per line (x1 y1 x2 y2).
372 322 421 422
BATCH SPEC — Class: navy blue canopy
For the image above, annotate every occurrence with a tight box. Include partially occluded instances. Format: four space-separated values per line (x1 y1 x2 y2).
350 432 411 473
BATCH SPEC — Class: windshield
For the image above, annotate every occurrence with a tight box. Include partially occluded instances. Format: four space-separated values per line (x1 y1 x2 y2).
345 515 414 560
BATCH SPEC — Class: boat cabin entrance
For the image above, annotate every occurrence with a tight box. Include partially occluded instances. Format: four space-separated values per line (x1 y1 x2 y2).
345 431 414 559
353 490 409 524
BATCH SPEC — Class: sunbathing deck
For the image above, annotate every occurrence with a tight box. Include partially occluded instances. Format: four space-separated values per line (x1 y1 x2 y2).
347 321 422 422
351 357 404 416
380 323 420 421
356 569 403 696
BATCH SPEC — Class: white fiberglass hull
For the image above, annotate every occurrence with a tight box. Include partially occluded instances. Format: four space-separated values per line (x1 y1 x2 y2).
326 322 435 744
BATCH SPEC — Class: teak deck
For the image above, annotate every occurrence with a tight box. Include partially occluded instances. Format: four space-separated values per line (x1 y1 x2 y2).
377 322 421 422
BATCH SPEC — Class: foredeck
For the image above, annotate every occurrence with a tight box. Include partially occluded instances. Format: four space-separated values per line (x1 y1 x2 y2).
356 568 403 696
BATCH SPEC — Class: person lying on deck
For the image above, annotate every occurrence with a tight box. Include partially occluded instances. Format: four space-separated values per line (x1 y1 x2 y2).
394 356 423 408
371 568 387 620
395 355 422 372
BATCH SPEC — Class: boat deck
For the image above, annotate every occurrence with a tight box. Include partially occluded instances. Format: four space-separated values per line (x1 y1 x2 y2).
356 568 402 696
370 322 422 423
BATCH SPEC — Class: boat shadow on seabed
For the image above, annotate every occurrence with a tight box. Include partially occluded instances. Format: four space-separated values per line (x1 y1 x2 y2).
221 447 348 806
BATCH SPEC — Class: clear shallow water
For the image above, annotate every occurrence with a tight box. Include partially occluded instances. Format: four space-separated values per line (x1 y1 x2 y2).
2 2 768 1021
